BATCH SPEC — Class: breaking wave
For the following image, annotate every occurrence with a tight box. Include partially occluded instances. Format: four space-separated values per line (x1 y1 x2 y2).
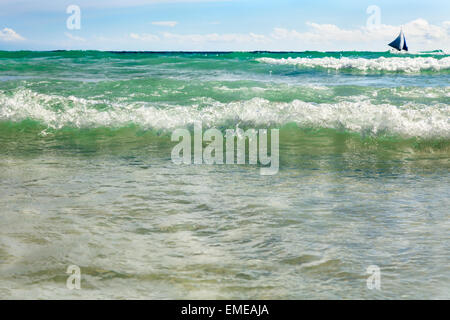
256 56 450 73
0 89 448 139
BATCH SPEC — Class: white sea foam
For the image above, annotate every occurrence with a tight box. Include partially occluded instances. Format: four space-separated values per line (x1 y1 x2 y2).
257 56 450 73
0 89 448 139
212 84 329 92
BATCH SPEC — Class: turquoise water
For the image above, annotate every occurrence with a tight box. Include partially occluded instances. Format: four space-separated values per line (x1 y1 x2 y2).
0 51 449 299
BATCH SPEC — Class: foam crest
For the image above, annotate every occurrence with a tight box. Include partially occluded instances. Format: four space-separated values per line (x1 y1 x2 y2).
0 89 448 139
257 56 450 73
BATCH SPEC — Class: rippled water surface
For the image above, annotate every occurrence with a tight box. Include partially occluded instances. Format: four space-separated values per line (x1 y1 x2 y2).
0 51 449 299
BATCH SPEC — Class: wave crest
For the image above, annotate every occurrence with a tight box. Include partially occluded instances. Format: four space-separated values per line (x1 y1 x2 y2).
257 56 450 73
0 89 448 139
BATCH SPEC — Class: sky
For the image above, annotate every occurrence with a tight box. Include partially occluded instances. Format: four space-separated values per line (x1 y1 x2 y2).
1 0 449 51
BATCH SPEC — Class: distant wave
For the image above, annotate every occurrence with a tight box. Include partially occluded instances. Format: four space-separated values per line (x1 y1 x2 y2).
257 56 450 73
1 89 448 139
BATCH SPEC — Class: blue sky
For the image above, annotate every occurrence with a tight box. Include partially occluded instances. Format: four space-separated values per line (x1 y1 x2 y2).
1 0 449 51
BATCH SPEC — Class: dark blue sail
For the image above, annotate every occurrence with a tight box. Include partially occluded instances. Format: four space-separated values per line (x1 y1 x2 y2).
402 34 408 51
388 33 402 51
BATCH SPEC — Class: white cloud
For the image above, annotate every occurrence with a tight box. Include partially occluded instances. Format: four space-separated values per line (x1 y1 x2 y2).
125 18 449 51
65 32 86 42
0 28 25 41
152 21 178 27
270 19 450 51
130 33 160 41
161 31 266 43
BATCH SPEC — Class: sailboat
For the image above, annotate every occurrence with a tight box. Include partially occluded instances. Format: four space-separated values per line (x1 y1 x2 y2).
388 29 408 52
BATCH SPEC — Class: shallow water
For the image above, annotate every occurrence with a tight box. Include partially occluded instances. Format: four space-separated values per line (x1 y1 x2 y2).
0 51 449 299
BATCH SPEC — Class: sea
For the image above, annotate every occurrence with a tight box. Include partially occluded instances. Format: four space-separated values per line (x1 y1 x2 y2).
0 50 449 299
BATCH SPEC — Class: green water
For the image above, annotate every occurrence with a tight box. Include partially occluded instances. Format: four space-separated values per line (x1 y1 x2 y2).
0 51 449 299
